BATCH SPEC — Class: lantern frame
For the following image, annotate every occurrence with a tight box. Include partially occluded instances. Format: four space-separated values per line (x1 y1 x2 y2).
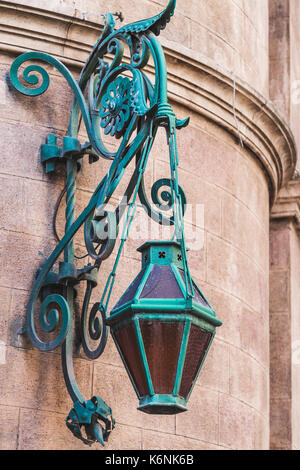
107 241 222 415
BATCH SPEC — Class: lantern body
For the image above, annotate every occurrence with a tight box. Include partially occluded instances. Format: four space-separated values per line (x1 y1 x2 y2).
106 241 222 415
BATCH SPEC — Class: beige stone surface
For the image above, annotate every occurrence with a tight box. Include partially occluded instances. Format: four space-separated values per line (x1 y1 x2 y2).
1 0 270 96
18 408 142 450
268 215 300 450
0 0 298 452
229 347 268 416
0 346 93 414
290 224 300 450
270 397 292 450
0 286 11 344
269 0 290 119
290 0 300 170
175 386 219 444
219 393 264 450
0 405 19 450
197 339 230 394
143 429 223 450
93 362 176 434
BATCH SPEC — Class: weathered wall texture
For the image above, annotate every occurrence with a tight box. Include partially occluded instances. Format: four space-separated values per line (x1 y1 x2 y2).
269 0 290 119
269 0 300 169
269 219 293 450
290 0 300 170
269 0 300 450
270 181 300 450
269 219 300 450
0 0 298 451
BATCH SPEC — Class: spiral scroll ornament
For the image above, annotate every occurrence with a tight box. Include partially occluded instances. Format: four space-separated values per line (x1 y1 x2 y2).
29 293 71 351
81 302 108 360
10 0 191 447
139 178 187 226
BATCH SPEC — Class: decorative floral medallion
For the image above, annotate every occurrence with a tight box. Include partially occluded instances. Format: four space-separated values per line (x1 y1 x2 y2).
100 76 132 139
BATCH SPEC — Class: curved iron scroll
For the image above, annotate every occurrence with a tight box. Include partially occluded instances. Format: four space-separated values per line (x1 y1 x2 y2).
10 0 190 446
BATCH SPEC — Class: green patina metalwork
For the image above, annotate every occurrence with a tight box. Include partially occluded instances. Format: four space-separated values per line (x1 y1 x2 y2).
8 0 220 446
66 396 115 446
107 241 222 414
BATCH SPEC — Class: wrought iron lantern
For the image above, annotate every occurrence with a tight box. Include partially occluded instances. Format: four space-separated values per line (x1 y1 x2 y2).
8 0 222 447
108 241 222 415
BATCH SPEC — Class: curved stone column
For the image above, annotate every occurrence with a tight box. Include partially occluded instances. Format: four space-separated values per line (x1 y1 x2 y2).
0 0 296 450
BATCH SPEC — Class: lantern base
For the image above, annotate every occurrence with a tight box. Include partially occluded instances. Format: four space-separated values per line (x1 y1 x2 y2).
138 395 187 415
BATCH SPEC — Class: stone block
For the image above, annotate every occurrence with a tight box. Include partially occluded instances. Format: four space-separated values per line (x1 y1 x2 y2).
175 126 238 196
0 121 43 181
0 405 19 450
270 221 291 268
8 288 33 349
105 423 142 451
191 20 235 75
0 175 25 233
219 393 257 450
202 284 243 349
270 312 291 399
269 270 290 313
229 346 269 416
207 233 268 315
233 154 269 226
22 179 63 240
0 346 93 415
176 386 219 443
143 429 222 450
0 230 56 291
19 407 142 450
18 408 93 450
240 306 269 368
254 412 269 450
93 362 176 434
270 398 292 450
0 286 11 344
222 192 269 273
197 339 230 394
183 232 206 283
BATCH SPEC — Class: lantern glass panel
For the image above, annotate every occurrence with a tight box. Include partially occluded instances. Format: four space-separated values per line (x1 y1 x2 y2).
141 265 183 299
114 268 146 310
179 325 212 398
114 322 149 397
140 320 184 394
178 269 210 308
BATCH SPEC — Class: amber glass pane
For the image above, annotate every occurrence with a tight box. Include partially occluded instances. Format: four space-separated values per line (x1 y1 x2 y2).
114 322 149 397
113 268 146 310
140 321 184 394
179 326 212 398
141 265 183 299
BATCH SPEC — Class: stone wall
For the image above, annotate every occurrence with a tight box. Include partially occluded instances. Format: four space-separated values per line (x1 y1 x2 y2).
270 0 300 170
0 0 297 450
270 181 300 450
269 0 300 450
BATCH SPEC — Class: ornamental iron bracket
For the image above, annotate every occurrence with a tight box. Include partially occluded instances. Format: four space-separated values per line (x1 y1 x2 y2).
9 0 194 446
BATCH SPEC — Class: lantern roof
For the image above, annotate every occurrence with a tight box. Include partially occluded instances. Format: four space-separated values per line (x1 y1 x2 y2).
108 241 222 329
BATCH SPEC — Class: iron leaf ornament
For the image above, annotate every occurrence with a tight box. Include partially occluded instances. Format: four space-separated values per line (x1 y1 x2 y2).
9 0 193 446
